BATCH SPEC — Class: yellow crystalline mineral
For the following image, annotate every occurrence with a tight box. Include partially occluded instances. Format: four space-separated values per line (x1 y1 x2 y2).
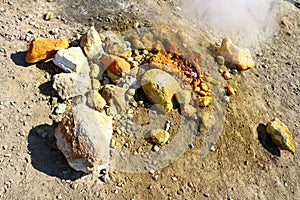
266 118 296 153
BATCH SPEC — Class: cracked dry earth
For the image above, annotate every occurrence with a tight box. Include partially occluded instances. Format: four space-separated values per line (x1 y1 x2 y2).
0 0 300 200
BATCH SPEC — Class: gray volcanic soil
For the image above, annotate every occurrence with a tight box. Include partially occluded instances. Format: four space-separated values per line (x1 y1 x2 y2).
0 0 299 199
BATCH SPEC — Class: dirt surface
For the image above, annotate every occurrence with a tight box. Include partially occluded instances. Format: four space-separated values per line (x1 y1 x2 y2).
0 0 299 199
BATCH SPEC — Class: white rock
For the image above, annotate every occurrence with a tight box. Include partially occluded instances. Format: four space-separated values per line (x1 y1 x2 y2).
53 47 90 73
53 72 91 100
54 104 67 114
80 26 104 59
55 102 113 173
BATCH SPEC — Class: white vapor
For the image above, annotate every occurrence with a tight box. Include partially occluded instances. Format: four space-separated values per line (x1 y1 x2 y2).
182 0 278 46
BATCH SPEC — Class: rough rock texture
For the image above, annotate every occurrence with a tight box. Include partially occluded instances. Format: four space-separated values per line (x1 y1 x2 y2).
266 118 296 153
180 104 197 117
55 102 113 173
197 96 212 107
226 85 235 96
141 69 181 113
100 54 131 77
217 38 255 71
26 38 69 63
101 84 127 115
150 129 170 145
175 90 191 105
86 90 106 112
53 47 90 73
80 26 104 59
53 72 91 100
100 31 132 58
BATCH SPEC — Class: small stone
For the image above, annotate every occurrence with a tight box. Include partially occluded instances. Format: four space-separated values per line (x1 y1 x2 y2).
54 104 67 115
53 47 90 73
2 145 8 150
200 82 209 92
152 145 160 152
107 69 121 83
99 174 110 183
150 129 170 145
80 26 104 59
218 38 255 71
26 38 69 63
226 85 235 96
198 96 212 107
216 55 225 65
100 54 131 77
127 89 136 96
152 175 159 181
223 72 232 80
149 169 155 174
175 90 191 105
49 28 59 35
101 84 127 115
180 104 197 117
204 193 210 198
86 90 106 111
230 69 238 74
266 118 296 153
171 176 177 181
44 12 54 21
210 145 216 152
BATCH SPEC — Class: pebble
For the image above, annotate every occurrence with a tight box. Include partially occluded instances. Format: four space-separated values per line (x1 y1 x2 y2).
100 174 110 183
127 89 136 96
2 145 8 150
210 145 216 152
204 193 210 198
230 69 238 74
149 169 155 174
171 176 177 181
165 120 170 131
50 28 59 35
152 175 159 181
54 104 67 115
216 56 225 65
44 12 53 21
189 144 195 148
152 145 160 152
223 72 232 80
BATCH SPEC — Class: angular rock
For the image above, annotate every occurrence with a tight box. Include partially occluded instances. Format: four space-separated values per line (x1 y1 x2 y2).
226 85 235 96
217 38 255 71
55 102 113 173
100 54 131 77
86 90 106 112
53 72 91 100
175 90 191 105
180 104 197 117
80 26 104 59
26 38 69 63
198 96 212 107
150 129 170 145
100 31 132 58
266 118 296 153
53 47 90 73
141 69 181 113
101 84 127 115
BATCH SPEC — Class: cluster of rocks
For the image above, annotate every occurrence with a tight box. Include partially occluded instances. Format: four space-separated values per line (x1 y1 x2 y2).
26 25 213 173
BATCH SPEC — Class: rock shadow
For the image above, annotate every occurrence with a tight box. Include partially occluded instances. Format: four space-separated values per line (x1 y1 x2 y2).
10 51 30 67
28 124 84 180
257 123 281 157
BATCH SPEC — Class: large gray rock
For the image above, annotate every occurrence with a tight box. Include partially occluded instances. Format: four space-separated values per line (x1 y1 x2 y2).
53 47 90 73
80 26 104 59
55 102 113 173
53 72 91 100
141 69 181 113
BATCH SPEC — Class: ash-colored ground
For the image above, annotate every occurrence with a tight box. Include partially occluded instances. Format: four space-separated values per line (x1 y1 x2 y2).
0 0 299 199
